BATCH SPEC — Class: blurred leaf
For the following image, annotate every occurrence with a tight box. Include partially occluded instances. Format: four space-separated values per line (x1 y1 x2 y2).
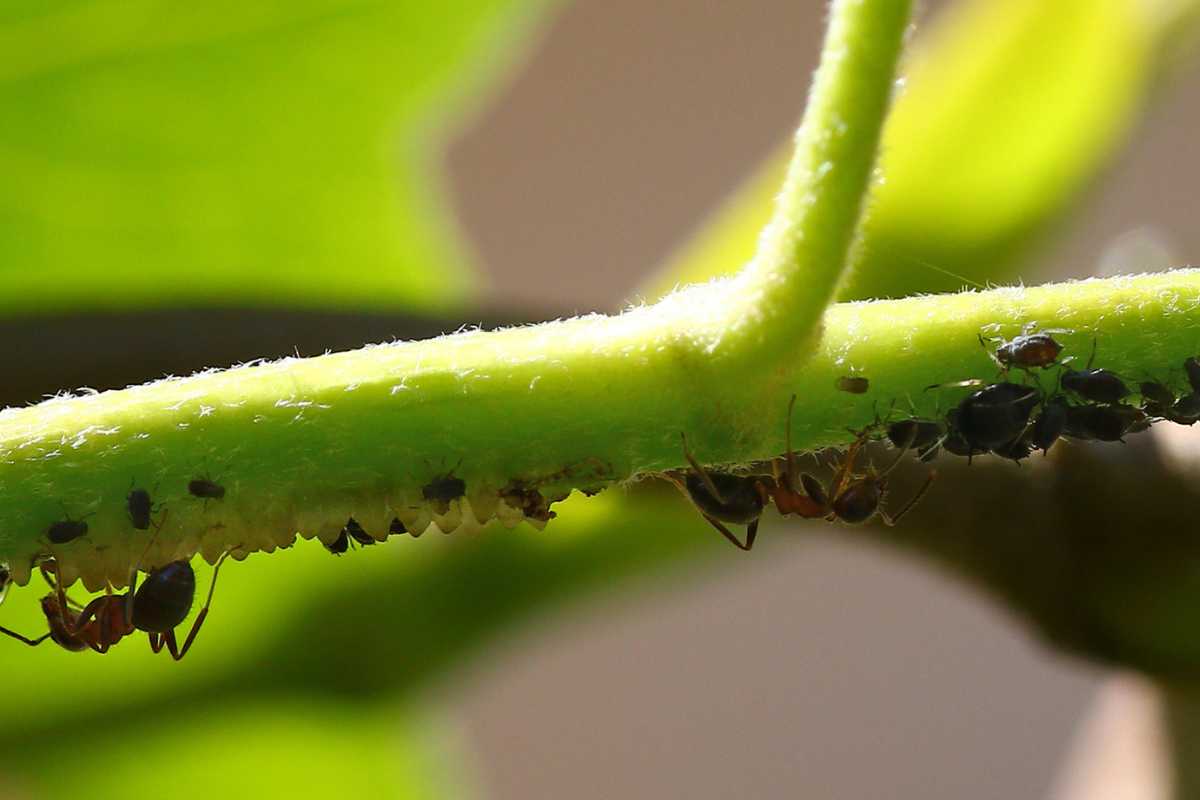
0 0 554 316
2 699 471 800
643 0 1198 300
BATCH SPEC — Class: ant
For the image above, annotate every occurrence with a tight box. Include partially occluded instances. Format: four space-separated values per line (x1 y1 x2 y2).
980 324 1067 372
0 539 236 660
770 400 936 526
665 434 770 551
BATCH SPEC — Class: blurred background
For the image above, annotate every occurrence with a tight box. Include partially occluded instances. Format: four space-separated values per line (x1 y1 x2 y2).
2 0 1199 797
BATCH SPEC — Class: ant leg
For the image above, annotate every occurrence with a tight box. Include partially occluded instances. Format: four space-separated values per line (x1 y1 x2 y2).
680 433 726 504
696 513 752 552
39 562 84 609
0 626 51 646
166 549 235 661
783 394 799 492
879 470 937 527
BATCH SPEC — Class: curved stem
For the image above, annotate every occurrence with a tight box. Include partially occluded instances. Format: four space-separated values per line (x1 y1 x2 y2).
2 270 1199 592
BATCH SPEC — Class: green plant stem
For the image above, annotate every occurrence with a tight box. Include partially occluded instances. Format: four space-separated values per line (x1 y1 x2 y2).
3 270 1200 592
727 0 911 364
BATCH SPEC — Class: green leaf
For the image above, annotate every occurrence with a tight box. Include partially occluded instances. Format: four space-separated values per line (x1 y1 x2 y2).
643 0 1196 300
0 0 553 316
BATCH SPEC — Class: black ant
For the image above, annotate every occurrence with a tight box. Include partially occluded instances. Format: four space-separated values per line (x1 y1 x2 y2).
980 325 1066 372
665 434 770 551
0 542 236 660
771 409 936 526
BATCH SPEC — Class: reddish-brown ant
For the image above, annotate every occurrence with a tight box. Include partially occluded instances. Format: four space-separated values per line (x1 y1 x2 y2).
0 542 236 660
770 397 936 526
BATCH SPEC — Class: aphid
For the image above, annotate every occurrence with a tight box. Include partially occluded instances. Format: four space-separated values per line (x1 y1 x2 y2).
0 563 10 607
500 483 557 523
990 432 1034 464
835 376 870 394
1139 380 1176 414
2 550 235 660
947 382 1040 451
46 515 89 545
127 486 154 530
389 517 408 536
886 419 945 461
1062 369 1130 405
422 467 466 515
324 531 350 555
1030 397 1069 454
666 433 770 551
1061 341 1129 404
1185 356 1200 394
324 518 376 555
771 425 936 526
1171 393 1200 424
188 477 226 501
981 326 1065 371
1063 404 1146 442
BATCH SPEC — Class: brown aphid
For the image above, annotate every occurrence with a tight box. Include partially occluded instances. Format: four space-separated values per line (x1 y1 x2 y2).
835 376 870 394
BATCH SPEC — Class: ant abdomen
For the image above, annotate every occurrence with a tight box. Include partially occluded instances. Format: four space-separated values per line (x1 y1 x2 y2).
132 561 195 633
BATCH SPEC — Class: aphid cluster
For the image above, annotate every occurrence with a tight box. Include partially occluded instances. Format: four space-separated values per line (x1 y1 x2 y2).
671 327 1200 550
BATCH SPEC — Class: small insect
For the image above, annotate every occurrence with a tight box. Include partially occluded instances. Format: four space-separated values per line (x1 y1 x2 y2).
886 419 945 461
835 376 870 394
46 514 89 545
127 486 155 530
422 466 466 515
1063 404 1146 442
1139 380 1176 414
389 517 408 536
0 563 10 607
1060 341 1130 404
1185 356 1200 394
981 326 1066 371
188 476 226 501
1030 397 1069 454
943 381 1040 452
324 517 376 555
1171 393 1200 424
665 433 770 551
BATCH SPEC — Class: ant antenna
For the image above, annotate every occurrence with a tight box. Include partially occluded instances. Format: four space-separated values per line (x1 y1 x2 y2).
680 433 727 504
